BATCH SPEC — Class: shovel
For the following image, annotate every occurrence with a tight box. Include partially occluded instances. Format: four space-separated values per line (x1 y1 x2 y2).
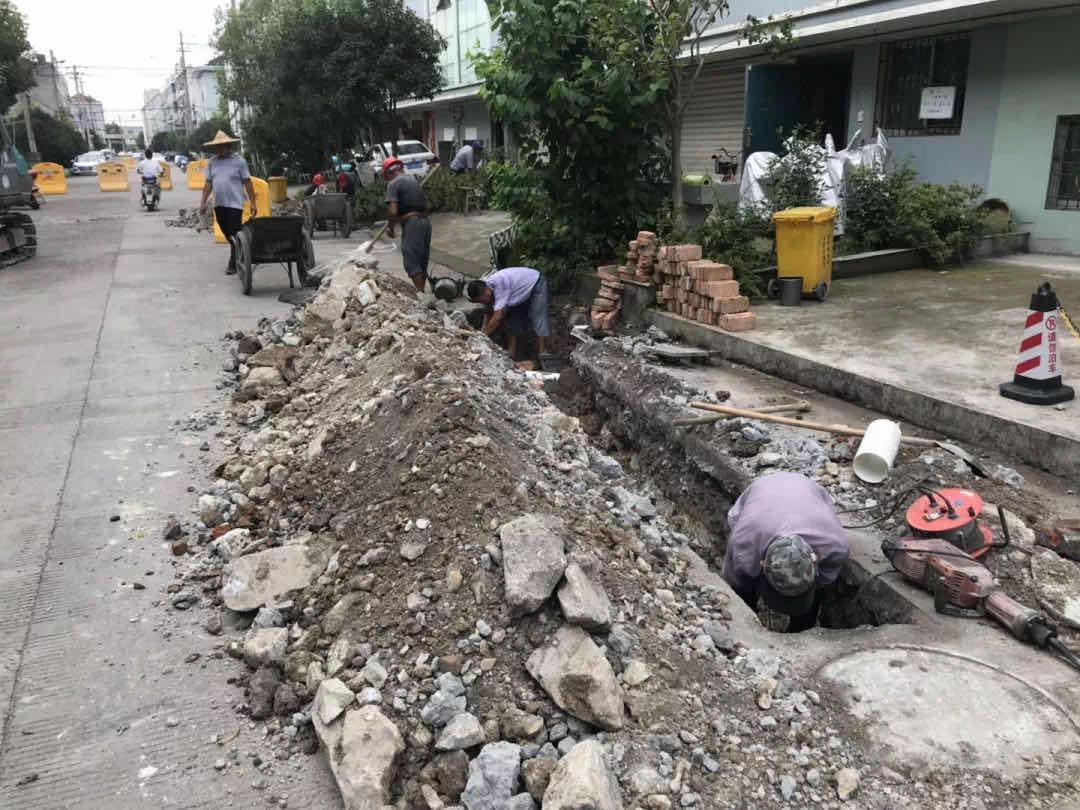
360 220 390 253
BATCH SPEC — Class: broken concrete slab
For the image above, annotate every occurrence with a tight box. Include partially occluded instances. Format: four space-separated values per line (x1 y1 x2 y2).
500 514 566 615
313 706 405 810
221 545 327 612
526 625 624 731
1031 548 1080 630
241 366 285 396
461 741 522 810
243 627 288 669
542 739 623 810
315 678 356 725
435 712 486 751
557 563 612 631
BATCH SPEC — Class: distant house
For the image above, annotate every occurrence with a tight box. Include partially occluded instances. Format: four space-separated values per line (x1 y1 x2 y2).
71 94 106 142
141 65 224 143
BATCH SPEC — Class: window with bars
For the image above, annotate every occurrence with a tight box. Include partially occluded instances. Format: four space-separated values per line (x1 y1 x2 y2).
1046 116 1080 211
875 33 970 136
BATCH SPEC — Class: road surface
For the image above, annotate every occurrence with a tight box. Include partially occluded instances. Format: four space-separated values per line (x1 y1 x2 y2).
0 177 342 807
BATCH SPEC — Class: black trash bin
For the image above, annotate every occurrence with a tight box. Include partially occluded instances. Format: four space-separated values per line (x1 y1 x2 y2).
778 276 802 306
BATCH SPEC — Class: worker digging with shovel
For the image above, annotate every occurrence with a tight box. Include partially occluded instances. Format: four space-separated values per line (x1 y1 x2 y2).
383 156 431 293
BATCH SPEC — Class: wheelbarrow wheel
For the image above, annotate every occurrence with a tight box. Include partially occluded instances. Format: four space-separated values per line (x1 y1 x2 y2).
814 282 829 302
298 232 314 287
767 278 780 300
236 231 253 295
342 203 353 239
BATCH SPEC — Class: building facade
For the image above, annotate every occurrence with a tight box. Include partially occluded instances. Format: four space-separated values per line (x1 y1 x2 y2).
683 0 1080 253
398 0 501 164
141 65 223 141
70 94 106 142
27 53 71 120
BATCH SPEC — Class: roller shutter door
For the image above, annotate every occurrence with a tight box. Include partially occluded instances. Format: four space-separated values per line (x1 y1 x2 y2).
680 64 747 179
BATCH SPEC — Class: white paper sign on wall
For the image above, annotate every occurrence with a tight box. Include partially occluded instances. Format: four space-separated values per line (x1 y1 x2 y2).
464 127 478 141
919 86 957 120
442 128 455 142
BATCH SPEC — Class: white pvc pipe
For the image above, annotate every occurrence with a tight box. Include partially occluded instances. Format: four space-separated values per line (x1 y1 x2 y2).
853 419 903 484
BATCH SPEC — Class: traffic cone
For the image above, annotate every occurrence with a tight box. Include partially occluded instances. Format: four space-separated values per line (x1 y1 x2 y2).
1000 282 1075 405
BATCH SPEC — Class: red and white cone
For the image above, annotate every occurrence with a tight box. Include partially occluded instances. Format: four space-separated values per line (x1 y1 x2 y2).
1000 282 1074 405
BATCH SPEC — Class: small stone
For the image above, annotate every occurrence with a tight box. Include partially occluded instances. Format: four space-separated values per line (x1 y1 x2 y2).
461 741 522 810
401 540 428 561
314 678 356 725
447 568 464 592
780 774 796 800
836 768 859 801
362 659 388 688
806 768 821 787
622 660 651 687
435 712 486 751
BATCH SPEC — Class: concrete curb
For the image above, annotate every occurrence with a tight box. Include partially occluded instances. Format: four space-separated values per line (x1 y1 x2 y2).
644 309 1080 479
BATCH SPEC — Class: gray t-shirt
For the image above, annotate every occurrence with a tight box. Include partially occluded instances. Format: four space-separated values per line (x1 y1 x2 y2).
450 144 475 171
207 155 251 210
385 173 428 215
723 472 849 594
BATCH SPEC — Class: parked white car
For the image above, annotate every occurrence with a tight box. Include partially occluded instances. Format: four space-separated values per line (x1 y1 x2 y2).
355 140 437 186
71 151 110 176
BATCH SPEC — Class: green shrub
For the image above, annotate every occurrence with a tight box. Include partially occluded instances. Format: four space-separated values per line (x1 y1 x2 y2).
763 133 827 215
423 165 492 214
844 164 987 265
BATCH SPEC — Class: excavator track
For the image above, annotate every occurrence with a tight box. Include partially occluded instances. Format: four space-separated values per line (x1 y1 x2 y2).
0 211 37 268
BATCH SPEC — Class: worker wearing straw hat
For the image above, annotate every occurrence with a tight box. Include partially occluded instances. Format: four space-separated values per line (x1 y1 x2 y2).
198 130 255 275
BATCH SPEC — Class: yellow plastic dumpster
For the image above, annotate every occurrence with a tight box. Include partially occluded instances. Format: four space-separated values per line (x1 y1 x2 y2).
187 158 209 190
159 161 173 190
214 177 271 244
772 206 836 301
97 161 130 192
268 176 288 203
32 162 67 195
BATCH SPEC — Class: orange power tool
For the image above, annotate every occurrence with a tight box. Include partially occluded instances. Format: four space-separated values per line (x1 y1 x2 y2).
882 530 1080 672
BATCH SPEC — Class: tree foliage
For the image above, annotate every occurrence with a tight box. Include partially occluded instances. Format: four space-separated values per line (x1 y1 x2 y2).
0 0 34 114
214 0 443 168
14 108 87 165
474 0 668 287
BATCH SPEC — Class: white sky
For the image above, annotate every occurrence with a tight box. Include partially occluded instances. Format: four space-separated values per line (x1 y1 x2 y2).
21 0 225 127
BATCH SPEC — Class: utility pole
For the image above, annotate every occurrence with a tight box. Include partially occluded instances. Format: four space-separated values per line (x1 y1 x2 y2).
68 66 90 145
49 50 64 117
179 32 193 134
22 93 37 156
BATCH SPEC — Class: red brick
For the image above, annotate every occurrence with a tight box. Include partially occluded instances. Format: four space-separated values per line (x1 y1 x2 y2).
720 311 756 332
706 280 741 299
712 295 749 314
688 260 734 282
674 244 702 261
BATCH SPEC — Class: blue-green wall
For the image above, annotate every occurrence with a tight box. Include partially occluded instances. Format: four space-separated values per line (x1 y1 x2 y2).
986 15 1080 255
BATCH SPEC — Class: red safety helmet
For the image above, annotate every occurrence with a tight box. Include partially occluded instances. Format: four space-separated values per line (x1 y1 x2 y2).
313 173 325 185
382 156 404 176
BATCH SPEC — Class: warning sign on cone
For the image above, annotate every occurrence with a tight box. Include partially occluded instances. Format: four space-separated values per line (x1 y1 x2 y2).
1000 282 1075 405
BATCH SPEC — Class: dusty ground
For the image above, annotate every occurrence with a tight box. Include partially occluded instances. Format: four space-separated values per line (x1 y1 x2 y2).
162 252 1080 809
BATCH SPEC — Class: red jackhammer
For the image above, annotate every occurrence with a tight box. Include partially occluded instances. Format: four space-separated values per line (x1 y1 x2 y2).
882 518 1080 673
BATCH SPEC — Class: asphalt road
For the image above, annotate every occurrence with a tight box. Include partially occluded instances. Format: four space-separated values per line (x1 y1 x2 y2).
0 176 342 807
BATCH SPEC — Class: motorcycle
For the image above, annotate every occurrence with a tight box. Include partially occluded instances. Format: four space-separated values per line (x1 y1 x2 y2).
140 176 161 212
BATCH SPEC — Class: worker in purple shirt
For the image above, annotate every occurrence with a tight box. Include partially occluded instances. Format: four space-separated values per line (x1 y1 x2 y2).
723 472 850 632
466 266 551 363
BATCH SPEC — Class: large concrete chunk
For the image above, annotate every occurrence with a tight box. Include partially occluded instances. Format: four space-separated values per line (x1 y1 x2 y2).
526 626 624 730
462 741 522 810
500 514 566 615
222 545 326 611
314 706 404 810
557 563 613 631
243 627 288 669
543 740 623 810
1031 549 1080 629
315 678 356 726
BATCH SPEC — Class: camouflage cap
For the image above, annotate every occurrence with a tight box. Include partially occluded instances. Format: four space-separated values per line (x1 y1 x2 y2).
762 534 817 596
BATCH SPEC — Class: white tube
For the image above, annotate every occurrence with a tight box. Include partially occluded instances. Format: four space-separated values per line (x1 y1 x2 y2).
853 420 903 484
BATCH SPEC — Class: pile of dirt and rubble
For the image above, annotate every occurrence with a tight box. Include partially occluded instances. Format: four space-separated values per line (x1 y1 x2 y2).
164 253 1073 810
272 197 306 217
166 207 213 231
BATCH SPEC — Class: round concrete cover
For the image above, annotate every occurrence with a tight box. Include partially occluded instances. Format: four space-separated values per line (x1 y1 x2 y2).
819 648 1078 777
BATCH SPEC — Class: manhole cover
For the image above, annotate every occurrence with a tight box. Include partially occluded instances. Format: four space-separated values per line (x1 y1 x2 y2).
818 647 1078 776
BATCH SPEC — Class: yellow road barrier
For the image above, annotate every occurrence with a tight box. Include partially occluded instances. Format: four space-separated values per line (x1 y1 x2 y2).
159 162 173 191
214 177 271 244
97 162 130 192
187 158 208 190
32 162 67 195
122 155 136 170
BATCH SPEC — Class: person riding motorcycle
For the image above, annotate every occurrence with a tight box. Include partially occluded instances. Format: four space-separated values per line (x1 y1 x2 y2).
136 148 163 208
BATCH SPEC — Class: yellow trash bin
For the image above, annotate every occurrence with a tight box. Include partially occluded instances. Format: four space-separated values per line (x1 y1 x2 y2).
772 206 836 301
32 162 67 195
268 176 288 204
159 162 173 191
214 177 271 244
187 158 209 190
97 162 131 192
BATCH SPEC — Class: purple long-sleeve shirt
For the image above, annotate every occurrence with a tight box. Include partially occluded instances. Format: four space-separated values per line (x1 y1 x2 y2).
485 267 539 311
723 472 850 594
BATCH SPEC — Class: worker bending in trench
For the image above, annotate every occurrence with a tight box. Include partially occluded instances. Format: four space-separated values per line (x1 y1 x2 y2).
466 267 551 366
723 471 850 632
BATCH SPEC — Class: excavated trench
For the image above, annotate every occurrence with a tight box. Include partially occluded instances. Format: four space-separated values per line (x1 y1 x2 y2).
554 346 915 633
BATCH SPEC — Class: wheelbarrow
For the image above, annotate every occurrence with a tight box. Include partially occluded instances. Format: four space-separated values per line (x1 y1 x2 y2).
232 216 315 296
303 192 353 239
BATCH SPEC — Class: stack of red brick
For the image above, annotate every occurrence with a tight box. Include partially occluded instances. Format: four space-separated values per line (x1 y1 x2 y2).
621 231 659 283
590 266 624 331
655 244 756 331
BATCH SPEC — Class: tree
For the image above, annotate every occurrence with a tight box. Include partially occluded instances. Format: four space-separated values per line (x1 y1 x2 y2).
187 115 231 153
0 0 34 113
214 0 443 168
150 130 182 153
14 108 88 164
135 130 145 151
90 131 104 150
105 121 121 134
474 0 667 285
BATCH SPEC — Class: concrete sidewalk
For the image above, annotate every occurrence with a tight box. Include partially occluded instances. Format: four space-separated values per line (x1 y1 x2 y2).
649 257 1080 477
